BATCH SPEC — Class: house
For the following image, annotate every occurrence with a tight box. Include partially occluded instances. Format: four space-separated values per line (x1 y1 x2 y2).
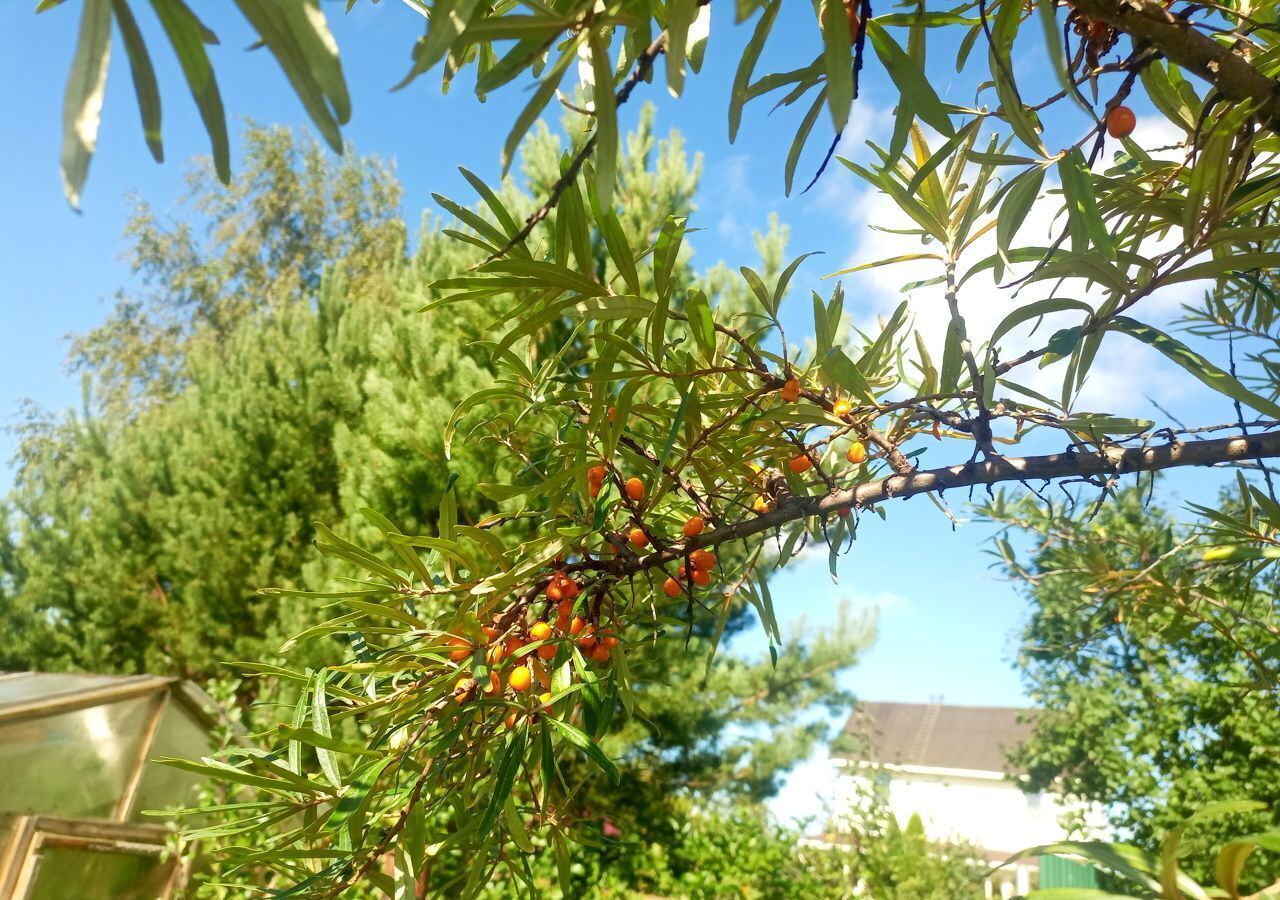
829 701 1103 898
0 671 223 899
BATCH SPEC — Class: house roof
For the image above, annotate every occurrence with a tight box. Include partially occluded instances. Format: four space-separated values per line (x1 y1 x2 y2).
835 701 1036 773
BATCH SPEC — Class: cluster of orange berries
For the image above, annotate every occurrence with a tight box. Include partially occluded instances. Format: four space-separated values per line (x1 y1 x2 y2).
771 377 867 518
662 534 718 597
588 464 646 503
586 467 655 549
785 439 866 474
446 574 619 704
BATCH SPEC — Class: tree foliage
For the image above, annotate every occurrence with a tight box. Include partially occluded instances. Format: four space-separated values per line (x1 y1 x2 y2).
28 0 1280 895
4 115 879 894
985 481 1280 892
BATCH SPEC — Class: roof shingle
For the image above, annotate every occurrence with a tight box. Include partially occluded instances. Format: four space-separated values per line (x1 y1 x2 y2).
836 701 1036 773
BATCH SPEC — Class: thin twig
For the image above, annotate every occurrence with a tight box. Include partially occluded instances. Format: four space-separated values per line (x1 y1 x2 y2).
478 32 670 267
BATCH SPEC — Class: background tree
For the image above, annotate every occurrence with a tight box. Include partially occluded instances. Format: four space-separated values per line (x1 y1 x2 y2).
983 481 1280 888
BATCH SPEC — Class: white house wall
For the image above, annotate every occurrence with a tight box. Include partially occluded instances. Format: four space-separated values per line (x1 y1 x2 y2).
836 762 1100 856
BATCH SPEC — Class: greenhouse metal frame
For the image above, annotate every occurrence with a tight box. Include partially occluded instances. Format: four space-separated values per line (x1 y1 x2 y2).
0 672 221 899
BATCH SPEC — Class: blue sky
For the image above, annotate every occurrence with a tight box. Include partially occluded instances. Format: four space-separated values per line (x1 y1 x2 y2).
0 1 1251 824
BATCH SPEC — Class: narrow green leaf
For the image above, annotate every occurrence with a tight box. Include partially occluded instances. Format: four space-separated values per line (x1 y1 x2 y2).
547 717 619 783
61 0 113 208
989 297 1091 352
504 797 535 853
499 48 576 174
773 251 820 312
588 28 617 209
996 166 1045 263
818 0 853 132
149 0 230 182
1058 149 1115 260
1109 316 1280 420
480 724 528 837
111 0 163 163
685 290 716 363
730 0 779 142
232 0 349 152
866 20 953 137
665 0 698 97
821 347 875 403
311 671 342 788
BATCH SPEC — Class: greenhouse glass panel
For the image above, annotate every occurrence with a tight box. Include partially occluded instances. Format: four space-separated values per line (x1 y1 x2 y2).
0 696 155 818
27 846 173 900
130 702 212 821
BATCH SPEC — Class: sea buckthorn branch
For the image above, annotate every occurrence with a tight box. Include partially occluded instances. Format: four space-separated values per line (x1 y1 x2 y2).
1065 0 1280 128
573 401 719 524
943 260 996 459
567 428 1280 583
480 23 675 266
327 694 453 898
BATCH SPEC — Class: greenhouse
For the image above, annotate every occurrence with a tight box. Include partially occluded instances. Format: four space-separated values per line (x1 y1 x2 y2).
0 672 219 899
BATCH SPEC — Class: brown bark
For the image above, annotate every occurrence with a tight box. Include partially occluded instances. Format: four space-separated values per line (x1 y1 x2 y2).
1068 0 1280 123
605 429 1280 577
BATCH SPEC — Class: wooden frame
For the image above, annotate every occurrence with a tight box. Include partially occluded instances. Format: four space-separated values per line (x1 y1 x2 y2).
0 816 184 899
0 675 230 898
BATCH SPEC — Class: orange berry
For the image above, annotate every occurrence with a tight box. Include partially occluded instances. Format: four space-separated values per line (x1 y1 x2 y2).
447 636 471 662
545 582 564 602
1106 105 1136 139
530 621 552 642
833 398 852 417
589 482 601 499
569 616 587 636
690 549 716 571
608 406 616 423
683 516 705 538
537 643 557 660
663 577 682 597
590 645 611 663
505 710 519 729
692 568 711 588
485 671 501 695
538 691 553 706
588 464 607 483
677 563 688 578
628 527 649 548
753 496 772 514
487 643 505 665
846 441 866 464
601 634 619 649
625 477 645 501
455 675 473 693
788 453 813 474
505 635 525 657
481 626 499 643
562 578 580 600
845 0 860 40
780 378 801 402
837 506 852 518
508 666 532 693
579 625 597 649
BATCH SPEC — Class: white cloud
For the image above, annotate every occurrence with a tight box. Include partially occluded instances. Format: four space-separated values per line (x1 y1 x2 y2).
823 125 1208 421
